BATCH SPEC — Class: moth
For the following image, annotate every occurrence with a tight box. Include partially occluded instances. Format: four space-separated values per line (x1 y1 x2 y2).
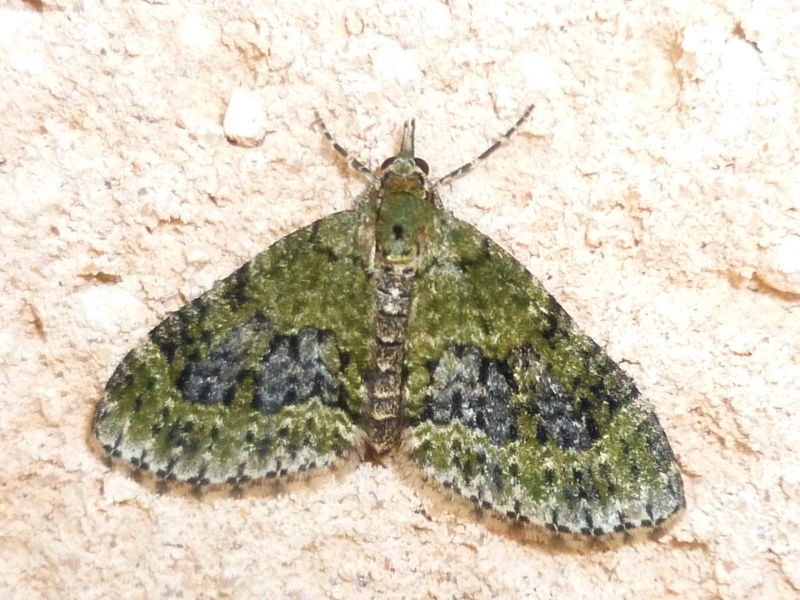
92 107 684 545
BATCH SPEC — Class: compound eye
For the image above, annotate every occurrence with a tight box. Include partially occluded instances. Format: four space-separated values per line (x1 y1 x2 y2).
415 158 430 175
380 157 397 171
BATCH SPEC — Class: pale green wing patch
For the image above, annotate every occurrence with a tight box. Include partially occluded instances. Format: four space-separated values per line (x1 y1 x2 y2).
93 210 376 489
401 216 685 540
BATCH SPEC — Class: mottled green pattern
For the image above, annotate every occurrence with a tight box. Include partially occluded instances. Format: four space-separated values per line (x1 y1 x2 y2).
93 114 684 542
94 212 376 484
397 214 682 535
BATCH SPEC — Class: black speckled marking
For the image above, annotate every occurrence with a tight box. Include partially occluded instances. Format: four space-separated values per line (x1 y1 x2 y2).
253 329 341 413
421 346 517 446
178 323 340 413
524 372 595 450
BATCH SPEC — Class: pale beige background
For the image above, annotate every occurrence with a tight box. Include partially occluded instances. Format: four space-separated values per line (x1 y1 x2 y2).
3 0 799 598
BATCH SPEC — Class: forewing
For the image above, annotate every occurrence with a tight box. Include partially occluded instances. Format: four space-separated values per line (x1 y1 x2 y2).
93 211 375 488
401 216 685 539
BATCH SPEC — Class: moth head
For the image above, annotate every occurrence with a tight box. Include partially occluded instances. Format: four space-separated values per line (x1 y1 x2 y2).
378 119 430 190
377 119 437 206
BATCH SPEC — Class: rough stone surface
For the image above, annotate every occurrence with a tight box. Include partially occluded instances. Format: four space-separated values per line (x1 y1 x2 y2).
3 1 799 598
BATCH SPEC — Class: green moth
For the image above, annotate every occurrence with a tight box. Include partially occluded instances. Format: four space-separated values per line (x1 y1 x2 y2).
92 107 685 546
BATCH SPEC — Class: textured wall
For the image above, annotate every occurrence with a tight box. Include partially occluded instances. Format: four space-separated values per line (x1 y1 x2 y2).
3 0 799 597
